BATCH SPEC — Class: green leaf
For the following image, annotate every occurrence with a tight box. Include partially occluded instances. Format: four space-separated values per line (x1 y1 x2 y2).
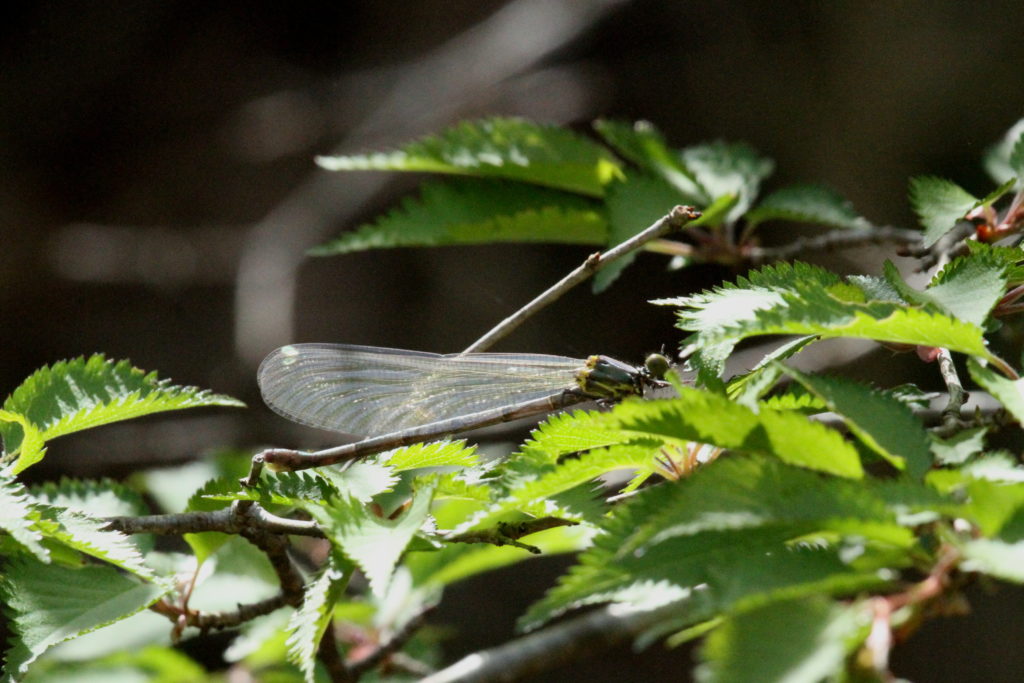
964 241 1024 285
611 456 911 550
309 485 435 597
657 261 995 381
780 367 932 478
381 439 479 471
202 471 341 507
930 474 1024 536
507 440 665 505
1 557 167 682
519 409 626 459
30 478 148 519
680 141 774 221
696 597 866 683
925 253 1009 327
593 119 708 202
316 117 622 197
1010 134 1024 182
317 461 400 502
499 409 632 487
984 118 1024 186
522 456 911 631
286 554 350 683
882 255 1009 328
0 355 243 473
960 538 1024 582
0 477 49 562
309 179 606 256
0 410 47 474
408 522 591 588
39 508 162 582
610 389 864 478
908 175 979 248
746 184 869 231
930 427 988 466
595 171 693 291
25 645 209 683
978 177 1019 208
726 336 816 406
968 359 1024 424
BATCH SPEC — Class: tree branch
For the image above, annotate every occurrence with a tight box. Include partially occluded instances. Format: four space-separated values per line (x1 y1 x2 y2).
348 604 437 678
420 602 687 683
319 625 355 683
744 225 923 263
933 348 968 436
103 502 323 538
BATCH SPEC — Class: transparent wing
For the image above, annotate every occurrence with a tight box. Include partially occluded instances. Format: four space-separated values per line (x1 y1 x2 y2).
257 343 584 436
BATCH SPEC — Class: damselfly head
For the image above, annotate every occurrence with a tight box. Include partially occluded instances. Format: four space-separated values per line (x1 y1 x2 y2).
643 353 671 382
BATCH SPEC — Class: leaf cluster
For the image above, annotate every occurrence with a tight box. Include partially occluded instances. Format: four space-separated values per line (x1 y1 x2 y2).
4 117 1024 682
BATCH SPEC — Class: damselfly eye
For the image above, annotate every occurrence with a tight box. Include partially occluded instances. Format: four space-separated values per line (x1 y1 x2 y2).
644 353 670 380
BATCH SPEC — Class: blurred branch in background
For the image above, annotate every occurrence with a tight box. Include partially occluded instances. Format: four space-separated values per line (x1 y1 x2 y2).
233 0 629 365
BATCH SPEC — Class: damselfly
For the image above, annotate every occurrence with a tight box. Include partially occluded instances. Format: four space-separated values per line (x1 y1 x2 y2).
257 343 669 470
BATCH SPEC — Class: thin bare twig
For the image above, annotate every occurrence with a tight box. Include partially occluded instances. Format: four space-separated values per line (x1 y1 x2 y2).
239 524 306 601
934 349 968 436
152 593 293 632
463 205 700 353
319 625 355 683
421 601 687 683
348 604 438 678
444 517 579 554
744 225 923 263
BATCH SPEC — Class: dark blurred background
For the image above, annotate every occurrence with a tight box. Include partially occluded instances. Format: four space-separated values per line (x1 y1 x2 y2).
3 1 1024 680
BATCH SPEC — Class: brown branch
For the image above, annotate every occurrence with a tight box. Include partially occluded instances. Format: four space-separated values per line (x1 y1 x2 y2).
348 604 438 678
152 593 294 632
239 524 306 602
444 517 579 555
103 501 323 538
319 625 355 683
744 225 923 263
933 349 968 437
421 601 687 683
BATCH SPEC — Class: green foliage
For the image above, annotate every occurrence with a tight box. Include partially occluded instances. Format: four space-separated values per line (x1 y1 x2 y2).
0 355 243 474
30 478 148 519
968 359 1024 424
655 260 996 384
285 554 350 683
596 171 692 291
380 439 479 471
984 117 1024 186
1 558 168 682
305 485 435 598
593 119 708 203
521 456 918 631
696 596 867 683
885 255 1009 327
316 117 621 197
0 478 48 562
609 389 864 478
909 175 980 247
745 183 870 231
312 118 783 291
780 366 932 478
6 116 1024 682
309 178 606 256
